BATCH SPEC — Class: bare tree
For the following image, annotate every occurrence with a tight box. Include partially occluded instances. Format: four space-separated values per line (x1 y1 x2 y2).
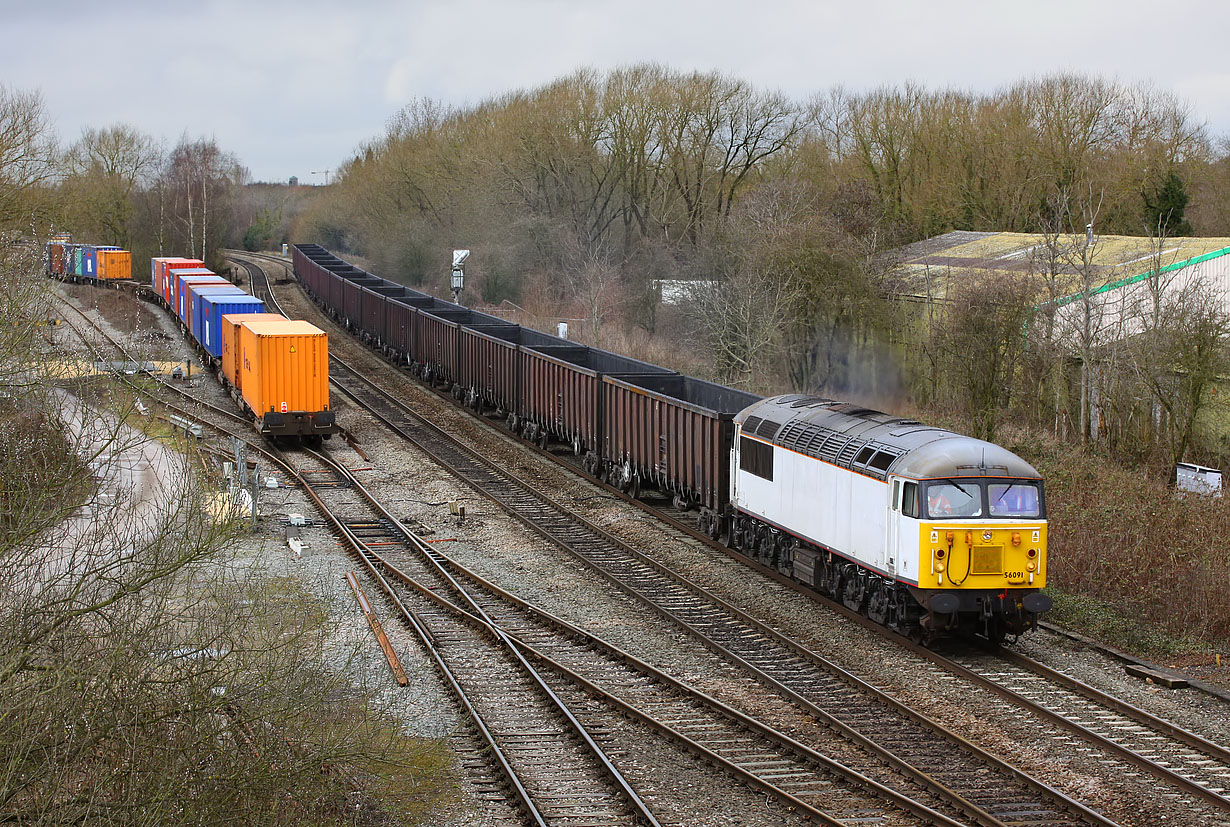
686 266 797 390
163 137 247 264
1122 223 1230 470
562 232 624 347
931 271 1036 441
0 86 57 233
61 124 162 247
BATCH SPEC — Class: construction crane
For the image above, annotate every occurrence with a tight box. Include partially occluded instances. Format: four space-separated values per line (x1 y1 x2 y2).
312 169 332 185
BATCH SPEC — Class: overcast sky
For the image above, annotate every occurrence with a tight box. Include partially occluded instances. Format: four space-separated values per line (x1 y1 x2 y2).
8 0 1230 183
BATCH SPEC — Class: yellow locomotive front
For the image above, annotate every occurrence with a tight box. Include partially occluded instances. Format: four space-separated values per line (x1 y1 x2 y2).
908 477 1051 638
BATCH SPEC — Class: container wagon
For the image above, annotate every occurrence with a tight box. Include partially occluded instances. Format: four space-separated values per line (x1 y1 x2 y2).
237 319 336 440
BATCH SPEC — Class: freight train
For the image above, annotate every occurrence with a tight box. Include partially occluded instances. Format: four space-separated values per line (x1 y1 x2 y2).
292 244 1051 641
46 241 338 442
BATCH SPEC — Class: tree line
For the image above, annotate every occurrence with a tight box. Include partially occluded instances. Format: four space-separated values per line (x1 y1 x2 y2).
0 84 289 276
300 66 1230 471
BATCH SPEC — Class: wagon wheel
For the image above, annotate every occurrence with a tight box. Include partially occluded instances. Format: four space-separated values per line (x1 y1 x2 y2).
693 509 713 536
756 530 775 565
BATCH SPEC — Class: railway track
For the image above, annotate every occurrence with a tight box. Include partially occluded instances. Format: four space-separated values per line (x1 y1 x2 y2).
292 446 665 827
231 252 1141 827
937 646 1230 805
309 447 981 827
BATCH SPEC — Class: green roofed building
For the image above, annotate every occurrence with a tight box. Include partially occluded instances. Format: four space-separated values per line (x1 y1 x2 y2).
896 230 1230 345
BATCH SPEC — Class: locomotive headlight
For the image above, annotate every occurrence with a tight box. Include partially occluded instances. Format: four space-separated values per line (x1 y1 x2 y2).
936 562 945 573
1027 560 1036 572
1011 531 1021 546
935 548 945 559
1027 548 1038 558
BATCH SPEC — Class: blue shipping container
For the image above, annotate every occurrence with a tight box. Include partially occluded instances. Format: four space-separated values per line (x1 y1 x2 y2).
172 271 225 320
168 267 215 311
196 294 264 357
186 284 245 340
181 283 238 328
83 246 119 279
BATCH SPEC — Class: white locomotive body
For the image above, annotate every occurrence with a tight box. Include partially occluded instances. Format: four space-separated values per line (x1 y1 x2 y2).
730 395 1051 639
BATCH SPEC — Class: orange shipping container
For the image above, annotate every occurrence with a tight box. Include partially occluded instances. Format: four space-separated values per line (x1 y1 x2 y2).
238 319 331 434
221 312 285 389
97 249 132 280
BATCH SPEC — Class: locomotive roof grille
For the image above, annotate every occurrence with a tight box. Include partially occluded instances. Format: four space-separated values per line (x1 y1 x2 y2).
818 432 850 463
788 395 834 408
744 394 1042 482
836 440 864 466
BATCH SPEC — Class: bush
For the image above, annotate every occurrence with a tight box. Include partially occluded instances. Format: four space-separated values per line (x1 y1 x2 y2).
1014 428 1230 653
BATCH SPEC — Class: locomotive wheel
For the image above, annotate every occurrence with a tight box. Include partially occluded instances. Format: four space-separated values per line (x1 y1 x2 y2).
842 570 867 612
867 584 890 625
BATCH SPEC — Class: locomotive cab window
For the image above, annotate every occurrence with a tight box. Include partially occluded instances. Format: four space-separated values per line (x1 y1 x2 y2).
924 480 982 519
739 436 774 481
901 481 919 518
989 481 1043 518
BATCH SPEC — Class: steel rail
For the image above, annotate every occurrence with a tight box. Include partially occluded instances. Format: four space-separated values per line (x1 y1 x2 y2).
297 446 663 827
309 445 963 827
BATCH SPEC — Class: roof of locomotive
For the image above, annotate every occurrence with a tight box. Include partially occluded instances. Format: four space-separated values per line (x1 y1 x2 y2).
736 395 1041 481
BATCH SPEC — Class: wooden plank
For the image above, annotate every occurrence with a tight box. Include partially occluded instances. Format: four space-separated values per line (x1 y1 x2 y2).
345 571 409 687
1125 664 1189 689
